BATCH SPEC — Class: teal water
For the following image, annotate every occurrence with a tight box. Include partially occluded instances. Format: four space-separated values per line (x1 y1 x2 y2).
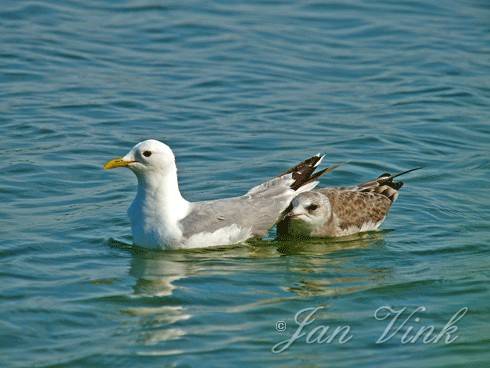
1 0 489 367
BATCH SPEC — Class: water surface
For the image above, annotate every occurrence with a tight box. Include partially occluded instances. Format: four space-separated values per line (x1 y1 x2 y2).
1 0 489 367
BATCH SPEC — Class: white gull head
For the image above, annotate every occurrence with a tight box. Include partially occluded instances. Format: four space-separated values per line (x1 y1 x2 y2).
122 139 176 176
104 139 190 249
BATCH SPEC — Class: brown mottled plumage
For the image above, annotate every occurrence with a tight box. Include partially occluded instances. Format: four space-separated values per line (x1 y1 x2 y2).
320 189 391 232
277 168 420 239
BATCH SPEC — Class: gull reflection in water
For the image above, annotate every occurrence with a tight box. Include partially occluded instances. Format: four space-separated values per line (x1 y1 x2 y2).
123 248 194 348
121 244 271 350
111 231 389 349
273 230 392 298
129 250 191 297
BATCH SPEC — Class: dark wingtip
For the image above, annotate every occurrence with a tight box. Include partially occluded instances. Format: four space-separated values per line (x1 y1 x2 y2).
281 154 341 191
377 167 421 192
378 167 422 182
278 154 324 177
290 162 341 191
389 167 422 180
392 181 404 190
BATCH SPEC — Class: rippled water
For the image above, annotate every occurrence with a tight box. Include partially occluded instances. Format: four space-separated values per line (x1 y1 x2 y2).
1 0 489 367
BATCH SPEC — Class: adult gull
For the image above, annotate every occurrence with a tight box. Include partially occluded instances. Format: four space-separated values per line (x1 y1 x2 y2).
104 139 334 249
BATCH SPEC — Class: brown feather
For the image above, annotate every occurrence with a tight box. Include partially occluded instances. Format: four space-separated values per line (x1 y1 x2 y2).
279 154 337 191
358 167 421 202
319 189 392 232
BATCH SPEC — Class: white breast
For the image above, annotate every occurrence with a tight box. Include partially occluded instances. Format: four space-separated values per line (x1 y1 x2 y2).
128 195 187 249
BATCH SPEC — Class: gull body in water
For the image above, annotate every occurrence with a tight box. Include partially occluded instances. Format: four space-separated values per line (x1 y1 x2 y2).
104 139 333 249
277 168 420 239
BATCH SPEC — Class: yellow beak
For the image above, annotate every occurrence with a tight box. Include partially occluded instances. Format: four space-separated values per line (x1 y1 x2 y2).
104 157 132 170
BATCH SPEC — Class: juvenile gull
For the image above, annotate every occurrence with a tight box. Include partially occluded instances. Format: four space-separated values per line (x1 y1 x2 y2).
104 139 334 249
277 168 420 239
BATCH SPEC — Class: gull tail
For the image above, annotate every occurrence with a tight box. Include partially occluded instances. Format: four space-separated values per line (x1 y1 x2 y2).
358 167 422 202
279 153 339 191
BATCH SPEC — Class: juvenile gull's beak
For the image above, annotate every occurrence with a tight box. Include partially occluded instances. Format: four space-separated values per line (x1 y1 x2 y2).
286 211 306 219
104 157 133 170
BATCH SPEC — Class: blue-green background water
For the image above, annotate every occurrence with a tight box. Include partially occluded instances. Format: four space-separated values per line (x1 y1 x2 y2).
1 0 489 367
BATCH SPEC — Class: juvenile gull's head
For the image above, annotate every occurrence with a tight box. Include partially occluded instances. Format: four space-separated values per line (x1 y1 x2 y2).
281 191 331 237
104 139 176 177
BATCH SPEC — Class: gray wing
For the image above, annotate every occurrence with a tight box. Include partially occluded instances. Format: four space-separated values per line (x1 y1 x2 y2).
180 194 289 239
179 153 337 240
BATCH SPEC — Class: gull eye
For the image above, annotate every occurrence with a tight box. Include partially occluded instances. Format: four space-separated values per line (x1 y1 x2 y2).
306 204 318 211
143 150 152 158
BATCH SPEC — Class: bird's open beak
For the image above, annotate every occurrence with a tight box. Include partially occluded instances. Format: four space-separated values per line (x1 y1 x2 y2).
104 157 133 170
